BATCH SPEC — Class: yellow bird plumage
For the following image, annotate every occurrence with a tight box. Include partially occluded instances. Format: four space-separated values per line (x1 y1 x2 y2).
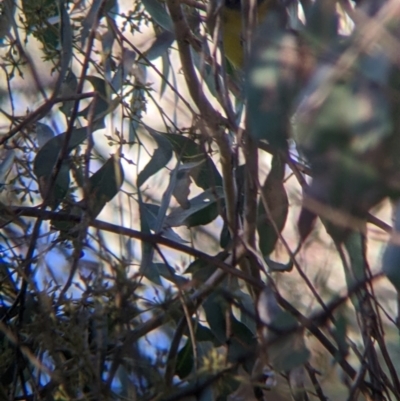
222 0 285 68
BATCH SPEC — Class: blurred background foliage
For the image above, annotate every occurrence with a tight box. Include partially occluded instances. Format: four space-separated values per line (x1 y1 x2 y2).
0 0 400 400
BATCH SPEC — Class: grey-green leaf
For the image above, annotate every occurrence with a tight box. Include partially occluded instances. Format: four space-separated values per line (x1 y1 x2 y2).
142 0 174 33
137 128 173 187
164 133 223 189
166 187 224 227
257 155 288 257
146 31 175 61
85 155 124 217
246 16 299 148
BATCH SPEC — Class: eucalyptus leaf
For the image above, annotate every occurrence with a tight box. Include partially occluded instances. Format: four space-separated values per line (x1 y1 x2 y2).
81 0 103 47
203 292 227 344
36 123 55 148
77 76 111 125
246 15 299 149
166 187 224 227
85 155 124 217
59 70 78 117
139 202 188 244
227 314 256 371
33 127 88 208
265 257 293 272
176 340 193 379
160 52 170 98
142 0 174 33
152 263 188 286
257 154 288 257
137 129 173 187
164 133 223 189
110 50 136 92
0 150 14 185
146 31 175 61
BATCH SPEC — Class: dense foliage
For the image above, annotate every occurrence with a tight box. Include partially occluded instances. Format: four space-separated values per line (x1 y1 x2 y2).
0 0 400 400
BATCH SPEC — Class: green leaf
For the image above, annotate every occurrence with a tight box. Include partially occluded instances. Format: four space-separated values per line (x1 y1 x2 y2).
36 123 55 148
305 0 338 48
257 155 288 257
33 127 88 208
81 0 103 47
265 257 293 272
166 187 224 228
0 0 15 43
172 169 191 209
85 155 124 217
274 345 310 372
77 76 111 127
142 0 174 33
142 262 162 285
22 0 59 55
0 150 14 185
203 293 227 344
110 50 136 92
331 311 349 358
59 70 78 117
185 258 216 284
164 133 223 189
139 202 187 244
246 16 299 149
137 128 173 187
195 323 221 345
152 263 188 286
176 340 193 379
146 30 175 61
160 52 170 98
227 315 256 371
192 48 217 97
232 290 256 335
295 45 393 229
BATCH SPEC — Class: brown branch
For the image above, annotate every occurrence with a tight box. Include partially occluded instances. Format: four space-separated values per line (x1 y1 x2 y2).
13 207 261 288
